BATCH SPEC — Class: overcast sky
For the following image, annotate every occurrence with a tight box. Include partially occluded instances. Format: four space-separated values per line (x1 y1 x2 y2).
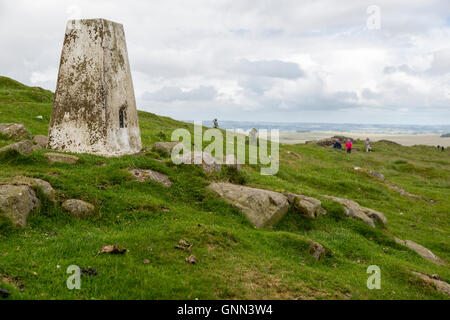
1 0 449 124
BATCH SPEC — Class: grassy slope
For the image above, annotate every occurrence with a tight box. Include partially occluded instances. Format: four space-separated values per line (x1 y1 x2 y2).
0 76 449 299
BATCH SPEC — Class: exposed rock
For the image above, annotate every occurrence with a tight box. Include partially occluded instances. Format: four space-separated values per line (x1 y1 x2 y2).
284 192 326 218
0 123 31 140
324 196 387 227
185 254 197 264
1 176 55 201
387 184 421 199
152 141 182 155
395 238 445 265
45 153 78 164
412 271 450 296
32 135 48 148
223 154 242 171
309 241 326 260
0 185 40 227
128 168 172 187
369 171 385 181
207 182 289 228
62 199 94 218
35 115 43 120
0 140 34 155
175 151 221 173
306 135 353 147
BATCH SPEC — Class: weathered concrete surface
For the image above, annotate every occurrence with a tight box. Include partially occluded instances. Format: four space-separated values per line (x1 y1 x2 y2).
207 182 289 228
48 19 142 156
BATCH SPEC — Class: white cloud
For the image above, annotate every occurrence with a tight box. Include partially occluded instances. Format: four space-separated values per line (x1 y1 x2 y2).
0 0 449 124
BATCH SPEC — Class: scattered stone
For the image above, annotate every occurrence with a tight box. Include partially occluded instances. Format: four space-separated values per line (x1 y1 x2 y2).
80 267 98 277
223 154 242 171
0 288 11 298
306 135 353 147
324 196 387 227
309 241 326 260
395 238 445 265
208 182 289 228
35 115 43 120
0 185 40 227
387 184 421 199
62 199 94 218
152 141 182 155
2 176 55 201
45 152 78 164
175 151 222 173
369 171 385 181
98 244 127 255
175 239 192 252
32 135 48 148
128 168 172 187
412 271 450 296
284 192 326 218
0 123 31 140
185 254 197 264
0 140 34 155
143 259 150 264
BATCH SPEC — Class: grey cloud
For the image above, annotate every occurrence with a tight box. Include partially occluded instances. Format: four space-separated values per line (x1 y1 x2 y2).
142 86 217 102
429 48 450 75
383 64 416 75
361 88 382 100
234 59 305 79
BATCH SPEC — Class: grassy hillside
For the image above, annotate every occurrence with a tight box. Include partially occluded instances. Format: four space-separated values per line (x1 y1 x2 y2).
0 76 449 299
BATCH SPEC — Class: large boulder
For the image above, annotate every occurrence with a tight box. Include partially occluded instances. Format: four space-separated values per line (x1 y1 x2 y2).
62 199 94 218
175 151 221 173
0 176 55 201
152 142 182 155
412 272 450 296
0 123 31 140
128 168 172 187
207 182 289 228
0 140 34 155
45 153 78 164
284 192 326 218
395 238 445 265
0 185 40 227
32 135 49 149
324 196 387 227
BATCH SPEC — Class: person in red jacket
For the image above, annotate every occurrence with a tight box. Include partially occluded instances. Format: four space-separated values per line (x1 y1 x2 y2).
345 139 353 154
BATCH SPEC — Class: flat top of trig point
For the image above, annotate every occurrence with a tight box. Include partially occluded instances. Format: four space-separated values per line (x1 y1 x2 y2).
67 18 123 27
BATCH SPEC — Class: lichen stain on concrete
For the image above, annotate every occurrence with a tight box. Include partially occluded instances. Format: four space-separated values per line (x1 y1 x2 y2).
48 19 142 156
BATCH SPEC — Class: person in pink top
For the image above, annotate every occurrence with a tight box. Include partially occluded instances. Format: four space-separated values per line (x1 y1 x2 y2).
345 139 353 154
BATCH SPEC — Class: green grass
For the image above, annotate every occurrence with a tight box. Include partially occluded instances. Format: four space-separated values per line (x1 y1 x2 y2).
0 76 449 299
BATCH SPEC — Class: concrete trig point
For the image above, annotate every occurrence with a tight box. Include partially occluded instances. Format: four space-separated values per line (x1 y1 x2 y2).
48 19 142 156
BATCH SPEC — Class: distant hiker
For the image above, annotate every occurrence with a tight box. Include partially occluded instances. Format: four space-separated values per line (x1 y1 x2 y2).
213 118 219 128
365 138 371 152
333 140 342 149
442 146 445 151
437 145 440 149
345 139 353 154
